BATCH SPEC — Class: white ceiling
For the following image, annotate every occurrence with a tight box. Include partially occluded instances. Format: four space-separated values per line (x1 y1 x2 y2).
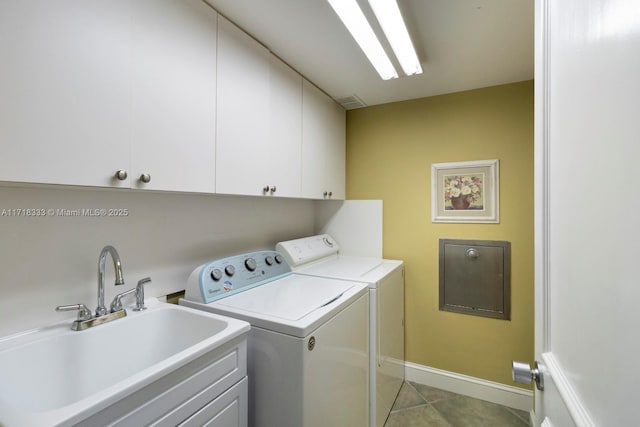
203 0 534 109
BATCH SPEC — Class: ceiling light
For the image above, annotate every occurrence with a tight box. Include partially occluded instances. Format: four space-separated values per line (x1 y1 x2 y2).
367 0 423 76
327 0 398 80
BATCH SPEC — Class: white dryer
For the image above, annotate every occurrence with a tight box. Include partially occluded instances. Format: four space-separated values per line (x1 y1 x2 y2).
180 250 369 427
276 234 404 427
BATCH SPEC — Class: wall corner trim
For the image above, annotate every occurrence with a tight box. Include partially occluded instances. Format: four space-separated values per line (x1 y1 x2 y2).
404 361 533 412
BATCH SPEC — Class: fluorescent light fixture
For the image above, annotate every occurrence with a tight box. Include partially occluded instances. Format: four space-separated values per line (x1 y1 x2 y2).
327 0 398 80
368 0 423 76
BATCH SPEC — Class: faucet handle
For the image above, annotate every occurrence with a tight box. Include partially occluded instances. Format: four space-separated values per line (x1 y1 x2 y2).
134 277 151 311
110 288 137 313
56 304 93 321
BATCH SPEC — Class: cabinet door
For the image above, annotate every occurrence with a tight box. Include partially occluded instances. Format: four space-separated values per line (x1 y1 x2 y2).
216 16 270 196
0 0 132 187
268 56 302 198
301 81 328 199
301 80 346 200
130 0 217 193
324 99 346 200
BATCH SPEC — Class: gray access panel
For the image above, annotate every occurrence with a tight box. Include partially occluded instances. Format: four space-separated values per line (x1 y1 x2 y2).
439 239 511 320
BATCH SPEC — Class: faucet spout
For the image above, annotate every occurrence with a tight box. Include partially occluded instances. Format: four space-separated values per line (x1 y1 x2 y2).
97 245 125 317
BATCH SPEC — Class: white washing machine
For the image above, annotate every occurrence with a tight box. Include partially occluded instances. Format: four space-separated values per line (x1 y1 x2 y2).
180 250 369 427
276 234 404 427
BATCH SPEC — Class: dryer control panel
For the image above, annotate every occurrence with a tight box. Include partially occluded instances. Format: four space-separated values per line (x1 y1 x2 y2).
275 234 340 267
184 251 291 304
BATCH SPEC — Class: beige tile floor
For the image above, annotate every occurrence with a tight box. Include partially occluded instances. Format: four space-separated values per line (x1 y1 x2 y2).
384 381 530 427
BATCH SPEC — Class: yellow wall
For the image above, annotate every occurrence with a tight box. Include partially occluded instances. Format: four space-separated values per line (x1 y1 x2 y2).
346 81 534 387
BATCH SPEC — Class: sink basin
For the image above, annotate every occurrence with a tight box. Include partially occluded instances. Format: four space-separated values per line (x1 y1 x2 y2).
0 300 249 426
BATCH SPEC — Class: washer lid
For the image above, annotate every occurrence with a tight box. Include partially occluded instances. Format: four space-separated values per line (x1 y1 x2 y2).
215 274 353 321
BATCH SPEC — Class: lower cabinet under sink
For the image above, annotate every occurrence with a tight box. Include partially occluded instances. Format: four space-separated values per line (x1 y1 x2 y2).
76 336 248 427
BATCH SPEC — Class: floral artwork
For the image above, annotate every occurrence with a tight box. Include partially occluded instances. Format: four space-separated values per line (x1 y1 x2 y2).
431 160 499 223
443 174 484 210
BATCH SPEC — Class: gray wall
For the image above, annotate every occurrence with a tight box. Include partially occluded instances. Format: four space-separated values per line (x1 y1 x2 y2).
0 185 315 336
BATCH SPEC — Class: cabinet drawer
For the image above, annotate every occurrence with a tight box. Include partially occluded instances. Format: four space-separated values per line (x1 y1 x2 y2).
179 376 247 427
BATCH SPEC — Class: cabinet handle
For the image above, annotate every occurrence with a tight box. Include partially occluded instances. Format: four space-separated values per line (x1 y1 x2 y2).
270 186 276 194
114 170 128 181
323 191 328 197
263 185 270 193
328 191 333 197
139 173 151 183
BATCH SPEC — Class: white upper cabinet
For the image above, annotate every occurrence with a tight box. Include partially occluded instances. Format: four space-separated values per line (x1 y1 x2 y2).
267 56 303 198
301 80 346 200
215 16 270 196
0 0 133 188
130 0 217 193
323 95 346 200
216 17 303 198
0 0 217 192
0 2 344 200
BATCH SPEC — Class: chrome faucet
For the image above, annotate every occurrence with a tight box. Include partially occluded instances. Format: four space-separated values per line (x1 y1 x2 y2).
97 245 126 317
55 246 152 331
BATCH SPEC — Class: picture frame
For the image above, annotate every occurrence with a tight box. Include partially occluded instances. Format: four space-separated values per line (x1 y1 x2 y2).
431 159 499 223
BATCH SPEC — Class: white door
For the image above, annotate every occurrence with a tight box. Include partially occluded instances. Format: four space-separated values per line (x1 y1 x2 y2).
216 16 270 197
528 0 640 425
301 80 330 199
267 55 303 198
0 0 132 188
323 98 346 200
301 80 346 200
130 0 217 193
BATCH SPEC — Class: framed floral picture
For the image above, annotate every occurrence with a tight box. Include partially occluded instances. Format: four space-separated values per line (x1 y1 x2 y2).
431 159 499 223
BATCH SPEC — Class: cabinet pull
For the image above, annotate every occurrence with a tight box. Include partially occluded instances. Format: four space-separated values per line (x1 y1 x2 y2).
114 170 128 181
139 173 151 183
270 186 276 194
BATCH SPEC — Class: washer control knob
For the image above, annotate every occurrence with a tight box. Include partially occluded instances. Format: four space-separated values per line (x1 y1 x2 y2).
210 269 222 281
265 256 274 266
224 265 236 277
274 254 283 264
245 258 257 272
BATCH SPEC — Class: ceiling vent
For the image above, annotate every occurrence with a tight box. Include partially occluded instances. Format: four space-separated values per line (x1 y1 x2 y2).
335 94 367 110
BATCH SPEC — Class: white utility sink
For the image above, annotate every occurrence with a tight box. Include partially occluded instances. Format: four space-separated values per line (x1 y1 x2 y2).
0 300 249 426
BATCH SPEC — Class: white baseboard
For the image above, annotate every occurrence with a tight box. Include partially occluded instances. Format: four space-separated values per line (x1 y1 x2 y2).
404 361 533 412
